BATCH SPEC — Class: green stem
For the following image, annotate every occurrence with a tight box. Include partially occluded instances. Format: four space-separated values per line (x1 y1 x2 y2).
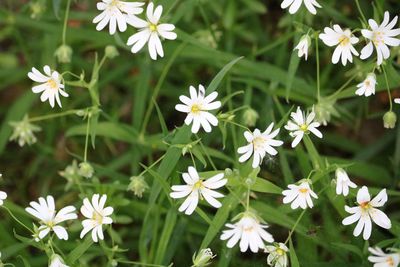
83 115 91 162
28 109 79 122
2 206 34 234
284 209 306 244
116 260 171 267
382 66 393 111
62 0 71 45
354 0 368 25
315 34 320 102
138 155 166 177
328 73 358 99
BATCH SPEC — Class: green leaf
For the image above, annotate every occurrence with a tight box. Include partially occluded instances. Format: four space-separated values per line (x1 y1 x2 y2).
286 50 301 102
251 178 282 194
206 56 243 94
154 208 178 264
66 237 93 264
153 98 169 136
289 238 300 267
52 0 62 19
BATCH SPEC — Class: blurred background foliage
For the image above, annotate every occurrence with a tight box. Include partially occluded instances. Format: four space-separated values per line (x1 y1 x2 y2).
0 0 400 266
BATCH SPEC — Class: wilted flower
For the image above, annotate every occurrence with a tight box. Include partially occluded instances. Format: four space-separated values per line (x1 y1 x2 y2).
128 176 149 198
105 45 119 59
294 34 311 60
342 186 391 240
314 99 339 126
282 180 318 209
383 111 397 129
192 248 215 267
80 194 114 242
319 25 359 66
360 11 400 66
220 212 274 253
78 162 94 179
242 108 259 127
265 243 289 267
355 73 377 97
368 247 400 267
49 254 69 267
54 44 73 63
9 115 41 147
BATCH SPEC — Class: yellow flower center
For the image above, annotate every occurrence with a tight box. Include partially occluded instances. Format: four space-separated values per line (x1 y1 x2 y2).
387 257 395 266
339 35 350 46
191 104 201 114
276 248 285 256
373 31 384 46
299 188 308 194
194 180 204 189
46 79 58 90
243 226 254 232
92 211 103 224
360 201 371 210
252 136 266 149
300 124 308 131
149 23 157 32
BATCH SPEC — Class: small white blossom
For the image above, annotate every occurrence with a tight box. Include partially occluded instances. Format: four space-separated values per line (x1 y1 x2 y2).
335 168 357 197
265 243 289 267
355 73 377 97
25 196 77 241
175 85 221 134
49 254 69 267
282 180 318 209
294 35 310 60
0 190 6 206
127 2 177 60
368 247 400 267
28 65 68 108
80 194 114 242
360 11 400 66
170 166 227 215
284 107 322 148
93 0 144 35
281 0 321 15
237 123 284 168
342 186 391 240
220 213 274 253
394 98 400 104
319 25 359 66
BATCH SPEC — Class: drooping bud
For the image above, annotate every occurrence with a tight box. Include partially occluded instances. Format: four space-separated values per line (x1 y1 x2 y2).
105 45 119 59
78 162 94 179
242 108 259 127
128 176 149 198
192 248 215 267
314 98 339 126
54 44 73 63
9 115 41 147
30 1 46 19
383 111 397 129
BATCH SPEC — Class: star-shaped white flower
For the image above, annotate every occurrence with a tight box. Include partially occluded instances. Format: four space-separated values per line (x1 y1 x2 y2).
220 213 274 253
93 0 144 35
170 166 227 215
342 186 391 240
368 247 400 267
237 123 284 169
175 85 221 134
25 196 77 241
284 107 322 148
127 2 177 60
294 35 310 60
28 65 68 108
0 190 6 206
355 73 377 97
80 194 114 242
281 0 321 15
335 168 357 197
319 25 359 66
360 11 400 66
265 243 289 267
282 181 318 209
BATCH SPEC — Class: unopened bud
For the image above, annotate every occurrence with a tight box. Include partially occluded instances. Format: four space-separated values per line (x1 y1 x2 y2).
54 44 73 63
383 111 397 129
78 162 94 179
105 45 119 59
128 176 149 198
192 248 215 267
242 108 259 127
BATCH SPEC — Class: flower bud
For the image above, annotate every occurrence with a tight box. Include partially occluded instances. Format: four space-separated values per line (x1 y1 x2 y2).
105 45 119 59
49 254 68 267
30 1 46 19
242 108 259 127
192 248 215 267
128 176 149 198
383 111 397 129
9 115 41 147
78 162 94 179
314 98 338 126
54 44 73 63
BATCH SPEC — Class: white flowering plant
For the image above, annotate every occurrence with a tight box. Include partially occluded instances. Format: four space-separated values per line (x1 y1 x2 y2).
0 1 399 267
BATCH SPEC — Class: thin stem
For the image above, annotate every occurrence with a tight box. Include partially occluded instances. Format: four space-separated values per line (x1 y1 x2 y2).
83 115 91 162
116 260 171 267
355 0 368 25
246 185 250 211
315 34 320 102
2 206 34 234
284 209 306 244
28 109 79 122
138 155 166 177
189 151 197 169
221 119 250 131
328 73 358 99
195 135 217 171
382 66 393 111
62 0 72 45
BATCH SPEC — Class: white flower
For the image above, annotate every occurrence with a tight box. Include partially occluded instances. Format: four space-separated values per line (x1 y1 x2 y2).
284 107 322 148
342 186 391 240
170 166 227 215
25 196 77 241
355 73 377 97
237 123 284 169
360 11 400 66
49 254 69 267
394 98 400 104
127 2 177 60
368 247 400 267
335 168 357 197
28 65 68 108
93 0 144 35
220 213 274 253
319 25 359 66
265 243 289 267
0 190 7 206
281 0 321 15
80 194 114 242
282 180 318 209
175 85 221 134
192 248 216 267
294 35 310 60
